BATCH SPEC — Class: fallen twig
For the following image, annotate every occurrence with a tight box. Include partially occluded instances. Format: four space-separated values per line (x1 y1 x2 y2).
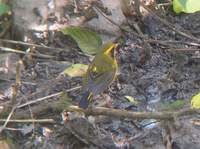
17 92 62 109
0 39 64 52
94 6 143 39
0 106 16 133
66 106 200 120
0 46 54 59
146 39 200 47
0 39 91 58
142 4 200 43
170 48 200 51
0 118 55 123
17 86 81 109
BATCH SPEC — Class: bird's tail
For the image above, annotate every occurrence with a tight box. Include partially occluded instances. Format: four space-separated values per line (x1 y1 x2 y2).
79 91 92 109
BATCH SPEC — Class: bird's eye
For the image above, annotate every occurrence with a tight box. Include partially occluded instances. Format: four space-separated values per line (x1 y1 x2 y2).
92 66 97 72
90 66 101 79
91 66 99 75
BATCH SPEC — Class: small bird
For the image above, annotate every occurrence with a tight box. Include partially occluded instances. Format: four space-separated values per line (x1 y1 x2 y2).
79 42 118 109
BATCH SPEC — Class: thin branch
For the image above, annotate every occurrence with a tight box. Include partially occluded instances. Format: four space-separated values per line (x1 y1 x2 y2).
17 92 62 109
4 127 24 131
0 105 17 133
0 119 55 123
17 86 81 109
94 5 200 51
170 48 200 51
0 47 54 59
0 39 64 52
0 39 91 58
66 106 200 120
146 39 200 47
142 5 200 43
93 6 143 39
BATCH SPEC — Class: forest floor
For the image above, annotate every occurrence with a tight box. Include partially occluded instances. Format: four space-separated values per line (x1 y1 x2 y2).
0 0 200 149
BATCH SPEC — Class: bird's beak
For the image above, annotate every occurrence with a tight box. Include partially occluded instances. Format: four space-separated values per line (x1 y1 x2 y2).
105 43 119 54
104 43 116 55
104 44 115 59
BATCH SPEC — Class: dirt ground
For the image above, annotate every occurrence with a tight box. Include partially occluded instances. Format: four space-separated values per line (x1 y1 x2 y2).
0 0 200 149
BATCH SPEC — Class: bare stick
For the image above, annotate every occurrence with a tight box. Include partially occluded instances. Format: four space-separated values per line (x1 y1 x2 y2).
146 39 200 47
170 48 200 51
142 5 200 43
66 106 200 120
0 106 16 133
17 86 81 109
0 47 54 59
94 6 143 39
0 39 64 52
0 119 55 123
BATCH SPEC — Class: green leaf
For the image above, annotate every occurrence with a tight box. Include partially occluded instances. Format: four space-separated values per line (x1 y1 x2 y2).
173 0 200 14
191 92 200 109
0 3 10 16
124 95 139 106
62 63 88 77
173 0 183 13
61 27 102 55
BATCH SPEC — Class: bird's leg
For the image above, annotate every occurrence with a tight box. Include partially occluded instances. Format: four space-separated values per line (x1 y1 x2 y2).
87 95 94 111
